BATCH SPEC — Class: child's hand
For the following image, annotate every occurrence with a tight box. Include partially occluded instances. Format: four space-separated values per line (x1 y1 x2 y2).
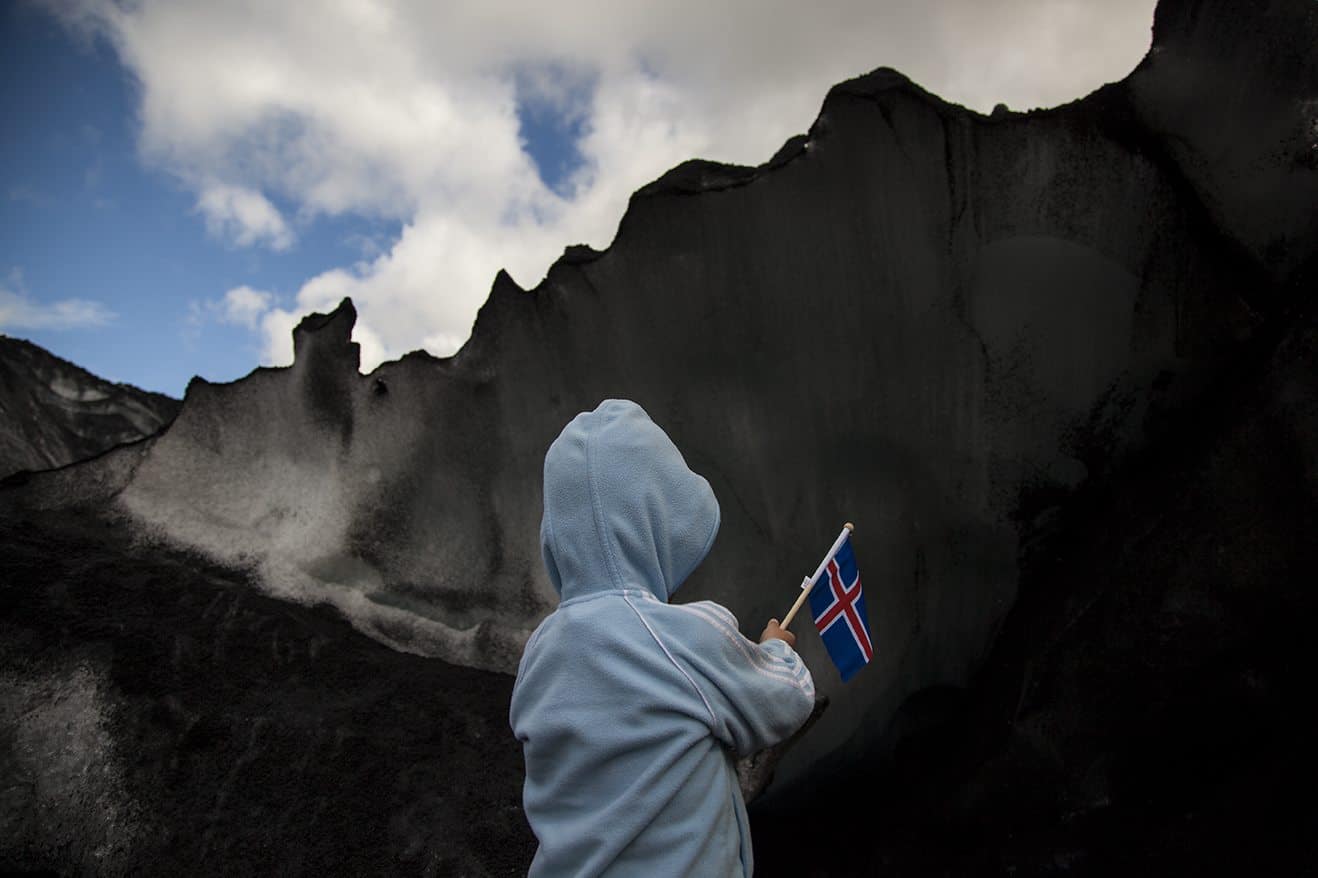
759 618 796 648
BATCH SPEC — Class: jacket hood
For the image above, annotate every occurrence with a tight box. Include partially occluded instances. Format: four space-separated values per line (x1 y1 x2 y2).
540 399 721 602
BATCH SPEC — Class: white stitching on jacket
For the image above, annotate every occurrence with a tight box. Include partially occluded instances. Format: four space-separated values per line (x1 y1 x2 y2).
621 594 719 727
670 602 812 694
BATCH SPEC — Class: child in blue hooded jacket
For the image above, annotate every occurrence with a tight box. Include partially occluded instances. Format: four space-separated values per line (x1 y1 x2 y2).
510 399 816 877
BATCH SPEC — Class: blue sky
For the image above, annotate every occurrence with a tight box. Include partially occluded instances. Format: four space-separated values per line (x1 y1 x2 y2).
1 1 1155 399
1 4 577 397
2 6 385 395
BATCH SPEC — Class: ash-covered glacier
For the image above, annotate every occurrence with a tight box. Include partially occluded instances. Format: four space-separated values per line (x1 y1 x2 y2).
4 0 1315 809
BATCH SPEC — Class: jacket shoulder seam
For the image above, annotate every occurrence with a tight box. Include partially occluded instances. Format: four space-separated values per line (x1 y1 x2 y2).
621 594 718 727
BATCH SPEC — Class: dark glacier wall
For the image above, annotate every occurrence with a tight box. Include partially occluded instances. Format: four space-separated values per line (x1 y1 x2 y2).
754 278 1318 876
0 336 180 480
5 0 1314 800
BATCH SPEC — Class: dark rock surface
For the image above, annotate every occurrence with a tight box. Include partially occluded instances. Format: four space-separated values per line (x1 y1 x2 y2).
0 335 180 480
1 0 1316 873
0 509 533 876
752 306 1318 876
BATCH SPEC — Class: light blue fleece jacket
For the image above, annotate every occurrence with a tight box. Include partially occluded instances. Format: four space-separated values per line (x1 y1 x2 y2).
510 399 816 877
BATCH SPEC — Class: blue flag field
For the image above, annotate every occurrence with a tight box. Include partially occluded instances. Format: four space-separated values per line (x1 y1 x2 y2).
808 532 873 682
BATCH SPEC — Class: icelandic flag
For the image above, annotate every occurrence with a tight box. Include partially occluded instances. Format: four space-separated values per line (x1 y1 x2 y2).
808 532 873 682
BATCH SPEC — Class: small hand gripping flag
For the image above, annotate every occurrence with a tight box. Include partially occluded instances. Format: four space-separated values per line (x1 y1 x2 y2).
807 532 873 682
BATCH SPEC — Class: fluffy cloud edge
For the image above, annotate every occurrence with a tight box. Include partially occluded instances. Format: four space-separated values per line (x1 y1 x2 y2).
0 273 116 331
195 183 294 252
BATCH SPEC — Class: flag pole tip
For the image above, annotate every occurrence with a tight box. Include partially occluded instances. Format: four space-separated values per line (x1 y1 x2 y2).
844 521 854 532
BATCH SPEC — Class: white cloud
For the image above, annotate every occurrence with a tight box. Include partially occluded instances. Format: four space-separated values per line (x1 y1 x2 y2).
0 271 115 330
195 182 293 251
44 0 1157 371
216 285 274 329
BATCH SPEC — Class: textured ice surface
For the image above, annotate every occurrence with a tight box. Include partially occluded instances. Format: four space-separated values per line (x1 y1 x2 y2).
0 660 143 872
110 306 541 673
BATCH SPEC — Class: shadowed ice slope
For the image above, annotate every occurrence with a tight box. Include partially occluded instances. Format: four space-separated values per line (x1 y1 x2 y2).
0 510 532 875
0 336 180 480
4 0 1314 800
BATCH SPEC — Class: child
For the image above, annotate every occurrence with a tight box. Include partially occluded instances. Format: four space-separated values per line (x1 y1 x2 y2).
510 399 816 876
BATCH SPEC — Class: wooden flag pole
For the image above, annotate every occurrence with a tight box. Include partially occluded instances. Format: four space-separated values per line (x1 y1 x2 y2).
781 522 854 630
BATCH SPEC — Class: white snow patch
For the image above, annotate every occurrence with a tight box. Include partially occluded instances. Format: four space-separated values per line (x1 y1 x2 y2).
49 375 111 402
116 451 533 674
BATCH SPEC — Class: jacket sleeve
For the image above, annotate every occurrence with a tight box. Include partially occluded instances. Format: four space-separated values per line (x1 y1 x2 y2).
661 600 816 757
